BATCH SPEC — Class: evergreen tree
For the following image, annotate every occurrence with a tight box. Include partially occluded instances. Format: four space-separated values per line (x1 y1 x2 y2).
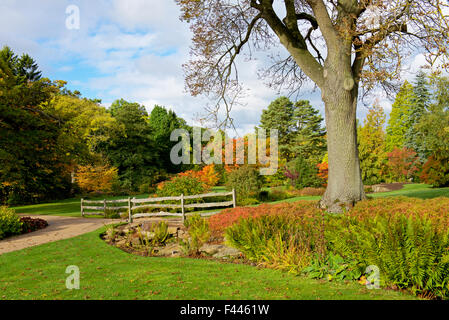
386 81 416 152
259 97 295 160
0 46 42 83
358 103 387 185
149 105 189 173
290 100 327 165
405 71 431 160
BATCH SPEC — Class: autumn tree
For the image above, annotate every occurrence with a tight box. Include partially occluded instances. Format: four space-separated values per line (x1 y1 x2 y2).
358 102 386 185
176 0 449 213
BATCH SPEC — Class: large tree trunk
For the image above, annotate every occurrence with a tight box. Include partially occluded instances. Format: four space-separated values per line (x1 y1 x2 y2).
320 83 366 213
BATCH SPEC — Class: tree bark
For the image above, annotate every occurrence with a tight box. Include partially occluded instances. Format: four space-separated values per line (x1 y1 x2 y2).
320 80 366 213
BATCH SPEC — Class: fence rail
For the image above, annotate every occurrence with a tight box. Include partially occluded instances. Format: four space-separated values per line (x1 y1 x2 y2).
81 189 236 223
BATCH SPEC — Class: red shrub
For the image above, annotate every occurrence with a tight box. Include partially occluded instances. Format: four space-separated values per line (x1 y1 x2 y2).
209 196 449 236
347 197 449 231
209 201 322 236
20 217 48 234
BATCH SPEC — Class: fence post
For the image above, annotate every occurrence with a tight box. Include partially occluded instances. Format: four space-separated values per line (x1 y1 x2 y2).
232 189 236 208
103 199 107 217
128 197 133 224
81 198 84 217
181 194 185 223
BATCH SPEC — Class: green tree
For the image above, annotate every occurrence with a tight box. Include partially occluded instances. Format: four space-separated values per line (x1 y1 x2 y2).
290 100 326 165
0 49 71 204
98 100 160 191
259 97 295 159
386 81 415 153
405 71 431 160
358 103 387 185
44 95 118 166
149 105 189 173
415 75 449 187
0 46 42 82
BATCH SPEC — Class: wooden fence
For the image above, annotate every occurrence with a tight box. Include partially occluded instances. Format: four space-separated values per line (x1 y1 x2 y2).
81 189 236 223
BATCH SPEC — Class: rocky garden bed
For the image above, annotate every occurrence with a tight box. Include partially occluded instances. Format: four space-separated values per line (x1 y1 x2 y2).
101 217 242 261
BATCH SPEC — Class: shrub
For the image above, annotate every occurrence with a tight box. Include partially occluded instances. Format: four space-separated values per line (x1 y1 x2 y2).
225 165 262 204
420 156 449 188
178 165 220 188
209 201 323 236
19 217 48 233
386 148 420 183
327 213 449 298
225 214 325 274
181 214 211 255
285 156 322 189
0 206 22 240
157 176 207 197
215 197 449 299
266 187 294 202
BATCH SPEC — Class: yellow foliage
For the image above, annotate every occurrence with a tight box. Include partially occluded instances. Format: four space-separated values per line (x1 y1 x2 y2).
75 165 118 193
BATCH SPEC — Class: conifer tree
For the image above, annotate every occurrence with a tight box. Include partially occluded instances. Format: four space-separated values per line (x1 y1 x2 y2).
386 81 416 153
405 71 431 160
290 100 327 165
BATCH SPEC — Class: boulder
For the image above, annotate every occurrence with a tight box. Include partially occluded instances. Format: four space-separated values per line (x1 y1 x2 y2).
212 246 241 259
157 243 183 257
200 244 226 256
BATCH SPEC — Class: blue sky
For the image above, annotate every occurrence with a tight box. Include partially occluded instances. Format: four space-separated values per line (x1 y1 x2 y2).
0 0 431 135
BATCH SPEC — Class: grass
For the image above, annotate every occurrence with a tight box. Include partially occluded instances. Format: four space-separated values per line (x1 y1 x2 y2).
0 226 416 300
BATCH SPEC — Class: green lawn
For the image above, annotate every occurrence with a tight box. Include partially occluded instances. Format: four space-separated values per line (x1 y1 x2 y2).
0 226 416 300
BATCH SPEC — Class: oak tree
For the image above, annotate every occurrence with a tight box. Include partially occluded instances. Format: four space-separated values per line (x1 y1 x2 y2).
176 0 449 212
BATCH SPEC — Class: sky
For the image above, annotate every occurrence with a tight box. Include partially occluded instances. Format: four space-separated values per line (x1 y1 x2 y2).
0 0 431 135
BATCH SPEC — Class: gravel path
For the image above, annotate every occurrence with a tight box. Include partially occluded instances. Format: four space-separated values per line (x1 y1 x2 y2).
0 215 123 255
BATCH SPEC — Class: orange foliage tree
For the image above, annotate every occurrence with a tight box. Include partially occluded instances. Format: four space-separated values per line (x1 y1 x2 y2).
177 164 220 188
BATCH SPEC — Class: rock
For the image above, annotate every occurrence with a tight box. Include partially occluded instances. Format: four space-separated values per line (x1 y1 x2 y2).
200 244 225 256
167 226 180 236
128 233 141 246
177 229 189 239
139 231 155 239
157 243 184 257
212 246 242 259
116 239 127 247
372 185 391 193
